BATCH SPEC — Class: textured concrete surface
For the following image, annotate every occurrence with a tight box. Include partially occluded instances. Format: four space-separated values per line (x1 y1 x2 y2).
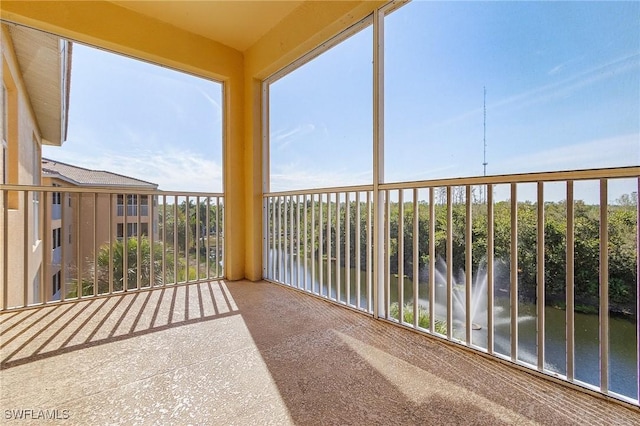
1 280 639 425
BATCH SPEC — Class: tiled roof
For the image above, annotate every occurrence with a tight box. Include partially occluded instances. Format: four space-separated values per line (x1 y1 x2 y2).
42 158 158 189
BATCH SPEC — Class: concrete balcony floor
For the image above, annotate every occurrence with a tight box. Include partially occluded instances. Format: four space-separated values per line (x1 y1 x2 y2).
1 280 638 425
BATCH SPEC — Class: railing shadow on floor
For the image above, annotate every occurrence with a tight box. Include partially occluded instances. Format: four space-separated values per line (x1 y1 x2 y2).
0 280 238 370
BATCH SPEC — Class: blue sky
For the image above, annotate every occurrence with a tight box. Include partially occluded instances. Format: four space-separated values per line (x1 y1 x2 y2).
270 1 639 196
44 1 639 199
43 44 223 192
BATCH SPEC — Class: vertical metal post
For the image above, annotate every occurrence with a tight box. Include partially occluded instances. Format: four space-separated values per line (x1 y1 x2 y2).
510 183 518 361
446 187 453 338
219 196 224 277
304 194 308 291
487 184 495 354
297 194 301 288
566 181 575 381
93 193 98 296
429 188 436 334
537 182 545 370
2 189 8 309
271 196 276 279
196 196 200 281
162 195 166 285
385 189 391 318
319 194 324 296
206 196 210 281
373 8 385 319
23 191 29 306
366 191 372 312
336 192 341 301
413 188 419 328
149 195 155 288
173 198 178 285
398 189 404 322
61 191 67 302
108 193 113 294
327 193 332 297
76 193 82 297
185 196 189 283
465 185 472 345
137 194 142 289
312 194 316 294
345 192 351 305
355 191 361 309
599 179 609 393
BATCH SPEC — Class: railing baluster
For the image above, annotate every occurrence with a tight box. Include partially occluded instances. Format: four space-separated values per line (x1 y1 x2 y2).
336 192 341 302
413 188 419 328
303 194 308 291
185 196 189 283
345 192 351 306
137 193 142 290
385 189 391 318
162 195 166 286
271 196 276 279
429 188 435 334
206 196 210 281
61 191 67 302
173 197 178 285
278 196 282 283
355 191 361 309
196 196 200 282
566 181 575 382
297 194 301 289
76 193 82 297
537 182 545 370
93 193 98 296
219 196 224 277
2 189 7 309
327 193 332 298
149 195 155 288
637 177 640 403
319 194 323 296
366 191 372 312
446 186 453 339
487 184 494 354
398 189 404 322
465 185 472 345
510 183 518 361
600 179 609 393
23 191 29 307
311 194 316 294
283 195 288 284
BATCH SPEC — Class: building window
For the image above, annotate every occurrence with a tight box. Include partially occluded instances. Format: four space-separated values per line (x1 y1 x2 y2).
68 225 72 244
53 227 61 249
52 183 61 205
116 222 148 239
117 194 149 216
52 271 61 297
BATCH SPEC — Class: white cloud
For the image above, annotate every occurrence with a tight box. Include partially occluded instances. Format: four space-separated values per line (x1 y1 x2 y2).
496 133 639 174
271 124 316 149
42 148 222 193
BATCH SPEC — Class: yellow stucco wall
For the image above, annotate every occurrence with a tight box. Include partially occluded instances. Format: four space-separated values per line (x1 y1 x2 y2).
1 0 386 281
1 25 44 307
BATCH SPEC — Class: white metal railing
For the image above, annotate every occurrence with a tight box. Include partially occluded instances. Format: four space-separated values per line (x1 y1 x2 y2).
264 167 640 406
0 185 224 311
264 185 374 313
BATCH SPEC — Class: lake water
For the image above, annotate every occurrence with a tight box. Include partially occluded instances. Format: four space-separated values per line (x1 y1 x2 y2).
268 250 638 400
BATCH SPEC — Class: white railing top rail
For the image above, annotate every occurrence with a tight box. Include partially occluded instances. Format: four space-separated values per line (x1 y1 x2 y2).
380 166 639 191
265 184 374 198
263 167 638 197
0 184 223 198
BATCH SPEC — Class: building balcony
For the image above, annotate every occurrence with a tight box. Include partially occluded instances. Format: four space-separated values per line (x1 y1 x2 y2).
1 169 640 422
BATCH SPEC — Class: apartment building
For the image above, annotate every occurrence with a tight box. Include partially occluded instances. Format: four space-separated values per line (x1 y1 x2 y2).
0 23 71 308
41 158 158 300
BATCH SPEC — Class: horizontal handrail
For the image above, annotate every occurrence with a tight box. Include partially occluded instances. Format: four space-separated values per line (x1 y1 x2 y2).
264 184 374 198
0 184 223 198
380 166 639 190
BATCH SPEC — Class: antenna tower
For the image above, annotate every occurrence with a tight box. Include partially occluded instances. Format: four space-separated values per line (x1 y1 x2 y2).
483 86 487 177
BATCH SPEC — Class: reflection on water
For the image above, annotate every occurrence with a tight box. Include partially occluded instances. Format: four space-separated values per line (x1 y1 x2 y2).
267 249 638 400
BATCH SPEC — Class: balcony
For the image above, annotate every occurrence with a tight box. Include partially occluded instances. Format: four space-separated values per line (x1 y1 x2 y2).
1 169 640 421
1 279 638 423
